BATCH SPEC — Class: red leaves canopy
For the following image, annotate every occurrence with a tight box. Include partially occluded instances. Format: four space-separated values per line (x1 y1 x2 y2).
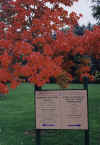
0 0 100 93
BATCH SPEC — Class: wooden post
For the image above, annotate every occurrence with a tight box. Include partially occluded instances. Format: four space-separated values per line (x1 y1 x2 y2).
35 85 41 145
83 76 89 145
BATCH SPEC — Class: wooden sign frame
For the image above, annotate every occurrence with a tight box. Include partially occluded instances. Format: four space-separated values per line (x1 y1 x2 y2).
35 89 88 130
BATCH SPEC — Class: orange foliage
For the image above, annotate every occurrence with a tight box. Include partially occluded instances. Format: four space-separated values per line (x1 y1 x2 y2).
0 0 100 93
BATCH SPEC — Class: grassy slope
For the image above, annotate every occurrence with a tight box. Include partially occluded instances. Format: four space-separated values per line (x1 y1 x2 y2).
0 84 35 145
0 83 100 145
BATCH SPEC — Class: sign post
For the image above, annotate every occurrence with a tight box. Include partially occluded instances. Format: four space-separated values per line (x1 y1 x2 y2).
83 76 89 145
34 84 89 145
35 89 88 130
35 85 41 145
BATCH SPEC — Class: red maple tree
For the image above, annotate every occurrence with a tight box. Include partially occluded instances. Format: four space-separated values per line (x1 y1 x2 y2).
0 0 99 93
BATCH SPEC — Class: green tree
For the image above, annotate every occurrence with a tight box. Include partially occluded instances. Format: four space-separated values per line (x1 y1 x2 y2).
73 24 85 35
91 0 100 24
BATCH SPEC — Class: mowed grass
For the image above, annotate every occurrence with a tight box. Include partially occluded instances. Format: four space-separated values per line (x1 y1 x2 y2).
0 83 100 145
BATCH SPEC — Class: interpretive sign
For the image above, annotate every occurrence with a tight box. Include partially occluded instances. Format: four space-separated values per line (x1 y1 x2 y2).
35 90 88 130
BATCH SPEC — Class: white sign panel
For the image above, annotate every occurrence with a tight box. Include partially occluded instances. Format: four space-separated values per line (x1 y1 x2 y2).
35 90 88 130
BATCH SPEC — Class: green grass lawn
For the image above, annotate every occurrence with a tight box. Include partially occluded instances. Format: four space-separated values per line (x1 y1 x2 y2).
0 83 100 145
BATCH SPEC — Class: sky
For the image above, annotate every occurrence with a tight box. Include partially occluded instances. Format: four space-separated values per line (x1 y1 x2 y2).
69 0 97 25
47 0 97 26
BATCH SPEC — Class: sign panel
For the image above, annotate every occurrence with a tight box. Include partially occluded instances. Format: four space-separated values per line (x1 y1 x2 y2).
35 90 88 130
